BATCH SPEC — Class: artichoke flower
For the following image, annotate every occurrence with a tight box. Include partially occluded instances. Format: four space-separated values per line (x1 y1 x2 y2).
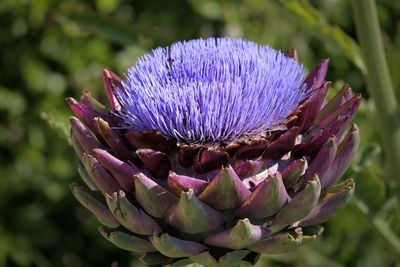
67 38 360 266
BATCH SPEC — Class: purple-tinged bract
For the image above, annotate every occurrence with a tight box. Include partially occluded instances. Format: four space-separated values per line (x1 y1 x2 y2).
117 38 309 144
67 37 361 267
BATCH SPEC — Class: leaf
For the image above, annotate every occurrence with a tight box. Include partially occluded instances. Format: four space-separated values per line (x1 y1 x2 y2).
56 11 149 45
355 161 385 212
40 112 71 144
283 0 367 74
353 197 400 258
187 0 223 20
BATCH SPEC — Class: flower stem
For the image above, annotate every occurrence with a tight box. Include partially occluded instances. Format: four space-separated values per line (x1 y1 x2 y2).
351 0 400 180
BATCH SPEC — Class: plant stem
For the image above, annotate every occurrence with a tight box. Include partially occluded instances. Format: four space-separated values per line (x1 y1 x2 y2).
351 0 400 180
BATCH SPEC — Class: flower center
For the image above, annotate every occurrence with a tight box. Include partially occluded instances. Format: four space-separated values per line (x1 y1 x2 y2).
116 38 309 144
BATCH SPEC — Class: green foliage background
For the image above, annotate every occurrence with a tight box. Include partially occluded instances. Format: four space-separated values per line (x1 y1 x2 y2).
0 0 399 266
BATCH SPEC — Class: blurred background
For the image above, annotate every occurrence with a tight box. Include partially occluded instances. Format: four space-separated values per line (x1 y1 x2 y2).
1 0 400 266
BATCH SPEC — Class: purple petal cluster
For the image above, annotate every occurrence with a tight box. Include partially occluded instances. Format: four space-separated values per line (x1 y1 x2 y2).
117 38 309 144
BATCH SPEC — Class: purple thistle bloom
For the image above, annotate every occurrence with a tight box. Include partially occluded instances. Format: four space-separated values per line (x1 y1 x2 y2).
116 38 309 144
67 37 361 265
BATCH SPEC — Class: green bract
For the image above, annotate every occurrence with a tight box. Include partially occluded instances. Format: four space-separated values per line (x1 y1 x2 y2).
67 42 360 266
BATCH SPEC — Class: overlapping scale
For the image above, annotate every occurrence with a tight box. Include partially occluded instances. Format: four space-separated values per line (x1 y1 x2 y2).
68 52 360 266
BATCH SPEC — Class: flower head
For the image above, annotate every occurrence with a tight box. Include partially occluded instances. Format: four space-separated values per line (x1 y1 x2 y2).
117 38 309 144
67 38 361 266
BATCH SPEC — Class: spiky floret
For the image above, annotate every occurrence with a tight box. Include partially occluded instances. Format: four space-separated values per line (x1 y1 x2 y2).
117 38 309 144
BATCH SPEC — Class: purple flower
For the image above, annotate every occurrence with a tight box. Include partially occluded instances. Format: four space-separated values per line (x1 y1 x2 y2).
116 38 309 144
67 37 361 266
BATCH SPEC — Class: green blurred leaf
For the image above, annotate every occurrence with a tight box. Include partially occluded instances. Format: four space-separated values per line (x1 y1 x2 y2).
96 0 120 13
353 197 400 258
57 11 148 45
188 0 223 20
0 87 26 115
40 112 71 144
283 0 367 74
355 161 385 212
